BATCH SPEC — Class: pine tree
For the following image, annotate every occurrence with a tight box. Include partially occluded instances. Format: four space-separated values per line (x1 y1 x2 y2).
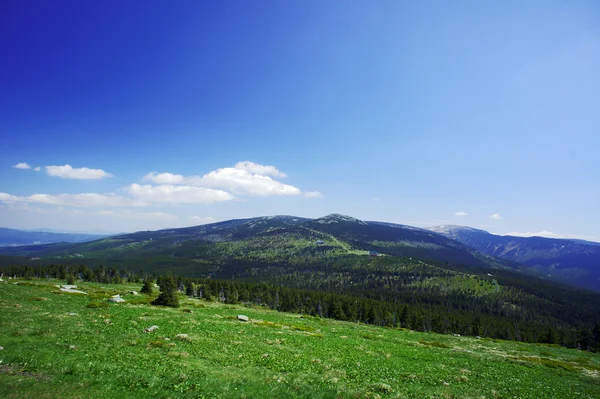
185 280 195 297
141 279 153 294
152 275 179 307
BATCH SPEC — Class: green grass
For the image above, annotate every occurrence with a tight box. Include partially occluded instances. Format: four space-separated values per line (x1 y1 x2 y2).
1 280 599 398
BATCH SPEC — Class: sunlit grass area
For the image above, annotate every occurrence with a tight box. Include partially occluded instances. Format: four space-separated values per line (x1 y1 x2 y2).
1 280 599 398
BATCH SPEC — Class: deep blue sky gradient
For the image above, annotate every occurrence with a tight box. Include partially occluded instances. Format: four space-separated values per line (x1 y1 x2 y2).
1 1 599 237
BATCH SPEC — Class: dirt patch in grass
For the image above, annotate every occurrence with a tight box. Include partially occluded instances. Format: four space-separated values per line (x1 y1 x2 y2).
509 356 578 372
0 364 51 382
419 340 450 349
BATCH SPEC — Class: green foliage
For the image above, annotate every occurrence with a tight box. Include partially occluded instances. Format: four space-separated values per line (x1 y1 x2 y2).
152 275 178 307
1 280 600 399
66 273 75 285
140 279 153 295
185 280 194 297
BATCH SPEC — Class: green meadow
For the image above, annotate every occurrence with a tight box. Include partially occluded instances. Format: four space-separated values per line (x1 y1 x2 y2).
1 280 598 398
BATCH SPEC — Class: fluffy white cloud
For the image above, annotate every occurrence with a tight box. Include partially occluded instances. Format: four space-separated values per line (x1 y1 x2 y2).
13 162 31 169
304 191 323 198
45 164 113 179
454 211 468 216
489 213 502 220
234 161 287 178
188 216 216 224
0 192 144 207
125 184 235 204
34 166 41 172
143 172 184 184
140 161 319 198
194 167 301 196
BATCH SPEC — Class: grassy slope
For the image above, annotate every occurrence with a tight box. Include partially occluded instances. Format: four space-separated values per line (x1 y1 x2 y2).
1 281 599 399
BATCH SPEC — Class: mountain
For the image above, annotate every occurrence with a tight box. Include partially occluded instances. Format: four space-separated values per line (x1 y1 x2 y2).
0 227 109 248
0 214 516 272
429 225 600 291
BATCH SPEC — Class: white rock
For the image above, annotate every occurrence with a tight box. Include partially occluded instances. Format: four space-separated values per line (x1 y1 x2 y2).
108 295 126 303
237 315 249 322
129 291 138 295
60 287 87 295
144 325 159 333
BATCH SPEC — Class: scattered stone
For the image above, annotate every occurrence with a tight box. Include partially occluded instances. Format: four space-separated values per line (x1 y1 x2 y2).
0 346 4 351
69 345 77 350
129 291 138 295
108 295 126 303
153 284 159 288
60 286 87 295
453 334 461 337
144 325 159 333
443 381 450 386
237 315 249 322
175 334 192 342
262 353 269 358
476 336 481 339
164 338 171 341
67 312 78 316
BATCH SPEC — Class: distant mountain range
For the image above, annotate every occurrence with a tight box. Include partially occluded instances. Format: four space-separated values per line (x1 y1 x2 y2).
1 215 599 291
0 227 109 247
429 225 600 291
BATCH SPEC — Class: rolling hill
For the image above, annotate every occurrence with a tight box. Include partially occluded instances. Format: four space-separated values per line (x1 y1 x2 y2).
0 214 516 272
429 225 600 291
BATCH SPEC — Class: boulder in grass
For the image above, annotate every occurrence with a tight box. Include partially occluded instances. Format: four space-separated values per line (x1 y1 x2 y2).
144 325 159 333
129 291 138 295
237 315 249 322
60 286 88 295
108 295 126 303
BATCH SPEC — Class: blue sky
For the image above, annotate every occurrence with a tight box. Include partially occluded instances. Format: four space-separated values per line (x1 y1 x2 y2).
1 1 599 239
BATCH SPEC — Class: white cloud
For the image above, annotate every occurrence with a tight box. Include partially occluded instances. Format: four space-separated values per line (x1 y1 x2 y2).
140 162 316 198
234 161 287 178
13 162 31 169
143 172 184 185
0 192 144 208
188 216 216 225
454 211 468 216
194 167 301 196
489 213 502 220
45 164 113 180
34 166 41 172
125 184 235 204
304 191 323 198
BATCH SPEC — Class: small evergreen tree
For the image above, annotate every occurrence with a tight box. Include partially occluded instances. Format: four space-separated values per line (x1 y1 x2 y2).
66 273 75 285
140 279 153 295
152 275 179 307
185 280 195 297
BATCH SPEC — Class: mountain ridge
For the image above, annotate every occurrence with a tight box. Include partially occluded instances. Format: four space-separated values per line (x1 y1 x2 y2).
429 224 600 291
